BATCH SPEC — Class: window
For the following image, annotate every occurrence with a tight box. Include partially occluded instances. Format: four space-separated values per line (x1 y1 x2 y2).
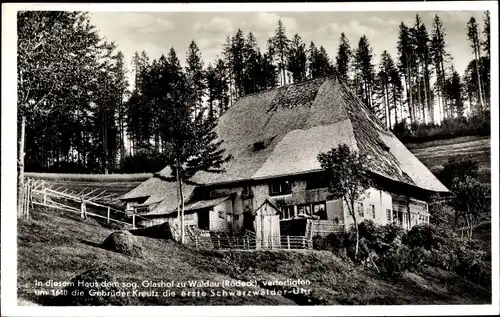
269 180 292 196
402 213 407 227
242 185 253 199
313 202 327 220
234 214 240 221
306 175 329 190
386 209 392 222
218 209 225 219
135 206 149 213
297 204 311 216
280 206 294 219
369 204 376 219
357 202 364 217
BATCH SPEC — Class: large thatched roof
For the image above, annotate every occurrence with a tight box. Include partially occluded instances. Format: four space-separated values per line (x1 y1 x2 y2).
121 74 448 214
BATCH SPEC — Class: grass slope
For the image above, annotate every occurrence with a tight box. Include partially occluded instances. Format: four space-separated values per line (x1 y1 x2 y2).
18 207 491 306
407 136 491 183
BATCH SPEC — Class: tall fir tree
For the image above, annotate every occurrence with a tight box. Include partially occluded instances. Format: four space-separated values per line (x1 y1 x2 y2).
185 41 206 119
430 14 449 122
335 32 352 83
354 35 376 112
466 17 485 111
271 19 290 86
397 22 417 123
287 34 307 82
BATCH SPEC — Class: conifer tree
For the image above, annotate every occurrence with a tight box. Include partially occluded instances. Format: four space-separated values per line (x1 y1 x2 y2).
335 32 352 83
287 34 307 82
271 19 290 85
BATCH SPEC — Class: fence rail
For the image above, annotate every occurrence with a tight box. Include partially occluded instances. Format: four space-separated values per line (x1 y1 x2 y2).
194 232 312 250
23 177 149 229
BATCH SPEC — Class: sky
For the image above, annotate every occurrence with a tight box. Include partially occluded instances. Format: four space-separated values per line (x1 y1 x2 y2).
89 10 487 83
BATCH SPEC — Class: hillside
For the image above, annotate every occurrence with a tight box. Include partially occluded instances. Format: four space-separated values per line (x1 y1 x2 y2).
407 135 491 183
18 206 491 306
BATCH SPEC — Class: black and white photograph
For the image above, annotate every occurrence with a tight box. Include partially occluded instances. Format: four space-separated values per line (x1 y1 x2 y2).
1 2 499 316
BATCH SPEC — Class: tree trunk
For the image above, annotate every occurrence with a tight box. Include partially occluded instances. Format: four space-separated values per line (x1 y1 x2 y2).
392 84 399 127
440 61 447 119
354 216 359 257
405 54 414 123
176 159 185 244
474 44 484 110
17 116 26 218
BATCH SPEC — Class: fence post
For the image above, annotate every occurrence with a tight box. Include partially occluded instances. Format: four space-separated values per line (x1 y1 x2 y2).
106 207 110 224
24 183 29 219
27 181 31 220
132 213 136 229
287 236 290 250
80 195 85 219
302 236 306 248
195 235 198 249
217 234 221 249
43 184 47 205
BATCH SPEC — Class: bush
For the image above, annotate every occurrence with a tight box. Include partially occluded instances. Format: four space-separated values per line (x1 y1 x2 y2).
438 156 479 188
312 235 328 250
393 111 490 143
403 224 451 250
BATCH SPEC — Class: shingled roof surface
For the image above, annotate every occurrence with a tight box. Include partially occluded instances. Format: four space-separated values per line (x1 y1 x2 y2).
122 74 448 213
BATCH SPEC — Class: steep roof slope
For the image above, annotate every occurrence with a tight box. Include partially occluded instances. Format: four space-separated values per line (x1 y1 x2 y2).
191 75 447 192
121 74 448 212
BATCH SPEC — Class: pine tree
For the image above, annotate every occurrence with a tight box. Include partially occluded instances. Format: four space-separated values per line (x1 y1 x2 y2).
307 41 318 79
430 14 449 122
413 15 433 124
466 17 485 111
354 35 376 112
271 19 290 85
230 29 246 97
288 34 307 82
482 11 490 60
481 11 491 108
156 57 232 243
243 32 261 94
111 51 128 166
185 41 206 119
397 22 416 123
335 32 352 83
445 68 464 118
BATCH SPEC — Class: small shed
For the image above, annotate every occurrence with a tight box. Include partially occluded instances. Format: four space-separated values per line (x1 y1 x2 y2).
252 200 281 249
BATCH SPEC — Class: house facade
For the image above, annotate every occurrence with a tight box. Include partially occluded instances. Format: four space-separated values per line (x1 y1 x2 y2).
120 74 447 236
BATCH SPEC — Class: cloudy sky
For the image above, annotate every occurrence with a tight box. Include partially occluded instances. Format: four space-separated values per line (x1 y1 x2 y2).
89 10 487 80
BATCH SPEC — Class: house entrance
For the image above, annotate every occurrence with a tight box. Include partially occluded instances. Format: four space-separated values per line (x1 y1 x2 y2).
243 211 255 231
198 209 210 230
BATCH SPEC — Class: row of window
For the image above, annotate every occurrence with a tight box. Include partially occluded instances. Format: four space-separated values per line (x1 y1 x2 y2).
279 202 327 220
268 176 330 196
357 202 376 219
387 209 429 226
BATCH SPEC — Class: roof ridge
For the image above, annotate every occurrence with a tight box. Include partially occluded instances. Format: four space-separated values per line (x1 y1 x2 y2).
236 72 337 99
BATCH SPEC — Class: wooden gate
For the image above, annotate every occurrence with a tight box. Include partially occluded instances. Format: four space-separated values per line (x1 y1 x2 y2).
253 200 281 249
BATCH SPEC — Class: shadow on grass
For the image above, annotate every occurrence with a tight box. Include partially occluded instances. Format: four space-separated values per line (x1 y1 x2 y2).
79 239 103 249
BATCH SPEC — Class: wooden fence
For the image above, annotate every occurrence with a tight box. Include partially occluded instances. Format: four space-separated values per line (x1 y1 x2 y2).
308 219 345 237
24 177 149 229
194 230 312 251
